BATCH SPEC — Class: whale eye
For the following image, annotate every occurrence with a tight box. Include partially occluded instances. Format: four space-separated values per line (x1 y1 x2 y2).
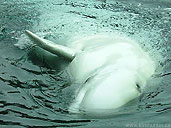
84 77 93 84
136 83 141 93
84 75 96 84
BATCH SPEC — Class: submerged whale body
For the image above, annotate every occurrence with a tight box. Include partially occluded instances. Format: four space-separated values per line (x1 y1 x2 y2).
25 30 155 114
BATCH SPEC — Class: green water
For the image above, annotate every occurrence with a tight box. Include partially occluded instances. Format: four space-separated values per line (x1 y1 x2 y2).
0 0 171 127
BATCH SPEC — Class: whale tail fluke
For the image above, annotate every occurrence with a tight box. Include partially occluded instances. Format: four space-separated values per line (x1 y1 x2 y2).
25 30 76 61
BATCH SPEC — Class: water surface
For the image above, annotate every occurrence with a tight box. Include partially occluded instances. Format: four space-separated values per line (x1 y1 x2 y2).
0 0 171 127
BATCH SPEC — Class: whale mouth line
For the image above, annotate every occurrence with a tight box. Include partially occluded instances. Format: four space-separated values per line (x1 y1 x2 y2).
69 97 140 117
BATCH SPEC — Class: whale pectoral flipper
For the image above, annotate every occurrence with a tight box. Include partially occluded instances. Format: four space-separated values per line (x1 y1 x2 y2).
25 30 76 61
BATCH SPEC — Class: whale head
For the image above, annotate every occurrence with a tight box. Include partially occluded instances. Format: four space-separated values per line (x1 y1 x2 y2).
67 40 155 113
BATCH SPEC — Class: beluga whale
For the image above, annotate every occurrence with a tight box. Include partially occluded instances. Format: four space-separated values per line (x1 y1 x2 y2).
25 30 155 115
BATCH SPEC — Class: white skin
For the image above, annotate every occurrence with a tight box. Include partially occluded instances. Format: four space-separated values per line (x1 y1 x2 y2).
25 31 155 113
67 34 155 113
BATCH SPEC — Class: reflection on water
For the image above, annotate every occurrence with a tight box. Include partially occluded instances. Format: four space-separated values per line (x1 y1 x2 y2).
0 0 171 127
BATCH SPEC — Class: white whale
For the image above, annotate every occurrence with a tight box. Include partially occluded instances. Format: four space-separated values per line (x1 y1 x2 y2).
25 30 155 114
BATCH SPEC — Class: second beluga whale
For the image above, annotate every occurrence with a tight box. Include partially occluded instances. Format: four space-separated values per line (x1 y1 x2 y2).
25 30 155 114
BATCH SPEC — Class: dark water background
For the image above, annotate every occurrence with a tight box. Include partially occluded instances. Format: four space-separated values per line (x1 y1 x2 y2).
0 0 171 127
